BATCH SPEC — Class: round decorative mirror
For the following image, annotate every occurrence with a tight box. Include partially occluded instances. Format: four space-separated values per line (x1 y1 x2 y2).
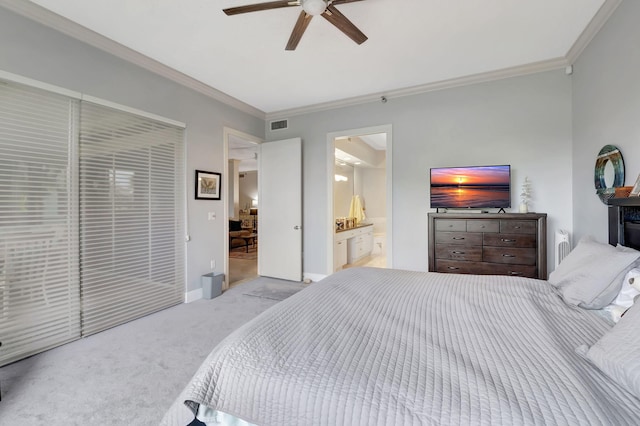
594 144 624 204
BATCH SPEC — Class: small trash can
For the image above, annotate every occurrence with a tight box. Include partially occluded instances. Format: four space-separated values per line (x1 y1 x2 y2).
201 272 224 299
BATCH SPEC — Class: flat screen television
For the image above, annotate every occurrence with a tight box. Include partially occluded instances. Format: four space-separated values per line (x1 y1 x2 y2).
430 165 511 209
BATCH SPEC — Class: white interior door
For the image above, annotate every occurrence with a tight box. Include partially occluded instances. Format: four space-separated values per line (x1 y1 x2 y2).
258 138 302 281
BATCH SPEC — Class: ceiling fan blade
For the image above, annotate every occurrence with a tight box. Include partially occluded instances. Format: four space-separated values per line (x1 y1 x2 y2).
286 11 313 50
322 4 367 45
223 1 298 16
331 0 366 5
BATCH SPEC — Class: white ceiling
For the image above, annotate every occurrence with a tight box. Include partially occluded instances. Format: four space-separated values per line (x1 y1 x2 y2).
17 0 614 115
229 134 259 171
353 133 385 151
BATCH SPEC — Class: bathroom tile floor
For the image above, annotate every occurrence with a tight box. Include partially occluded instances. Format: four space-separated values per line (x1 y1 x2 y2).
344 252 386 269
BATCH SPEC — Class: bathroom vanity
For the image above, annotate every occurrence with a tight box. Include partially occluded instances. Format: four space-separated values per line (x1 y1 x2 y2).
334 223 374 271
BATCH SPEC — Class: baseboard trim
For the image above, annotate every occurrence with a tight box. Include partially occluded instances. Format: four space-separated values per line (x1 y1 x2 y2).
304 272 328 283
185 288 203 303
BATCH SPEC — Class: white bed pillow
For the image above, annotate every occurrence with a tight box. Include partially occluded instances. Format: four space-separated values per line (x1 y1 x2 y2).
601 268 640 323
548 236 640 309
611 268 640 307
577 301 640 400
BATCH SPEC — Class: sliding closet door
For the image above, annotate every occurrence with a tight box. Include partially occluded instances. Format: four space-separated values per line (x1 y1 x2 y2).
0 82 81 366
79 102 185 336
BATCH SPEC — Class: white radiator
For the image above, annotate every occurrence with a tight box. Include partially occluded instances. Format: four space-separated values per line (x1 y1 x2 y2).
555 229 571 268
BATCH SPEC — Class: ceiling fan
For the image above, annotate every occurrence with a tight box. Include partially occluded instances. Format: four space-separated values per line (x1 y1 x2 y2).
223 0 367 50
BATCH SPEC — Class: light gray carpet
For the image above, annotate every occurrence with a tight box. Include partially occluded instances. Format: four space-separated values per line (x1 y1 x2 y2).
0 276 308 425
243 281 304 301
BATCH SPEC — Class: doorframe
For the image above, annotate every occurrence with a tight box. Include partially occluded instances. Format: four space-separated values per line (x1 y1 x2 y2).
223 127 262 290
325 124 393 275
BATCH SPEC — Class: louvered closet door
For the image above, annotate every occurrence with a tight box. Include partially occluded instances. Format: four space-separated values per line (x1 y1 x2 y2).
79 102 185 336
0 82 81 366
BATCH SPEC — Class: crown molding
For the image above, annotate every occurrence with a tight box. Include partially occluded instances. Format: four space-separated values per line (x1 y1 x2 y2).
3 0 618 122
0 0 265 119
566 0 622 65
266 57 569 120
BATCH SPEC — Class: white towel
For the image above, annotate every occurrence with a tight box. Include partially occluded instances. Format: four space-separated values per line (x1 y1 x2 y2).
349 195 366 224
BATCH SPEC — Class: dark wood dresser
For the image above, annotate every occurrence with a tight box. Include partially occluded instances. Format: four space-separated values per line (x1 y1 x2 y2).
608 197 640 248
428 212 547 279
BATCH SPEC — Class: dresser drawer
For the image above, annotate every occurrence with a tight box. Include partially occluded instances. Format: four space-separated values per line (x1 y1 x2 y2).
483 247 536 265
435 260 483 274
436 260 536 277
500 220 536 234
483 233 536 248
435 232 483 246
466 220 499 233
480 263 537 278
435 245 482 261
435 220 466 232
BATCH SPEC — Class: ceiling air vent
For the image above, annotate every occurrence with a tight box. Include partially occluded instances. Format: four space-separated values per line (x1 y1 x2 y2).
270 119 288 131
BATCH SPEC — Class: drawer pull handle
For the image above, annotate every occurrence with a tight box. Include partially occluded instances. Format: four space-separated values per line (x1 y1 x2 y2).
501 238 515 242
447 266 460 270
509 271 522 276
452 251 464 254
514 226 521 229
452 237 465 240
503 254 515 258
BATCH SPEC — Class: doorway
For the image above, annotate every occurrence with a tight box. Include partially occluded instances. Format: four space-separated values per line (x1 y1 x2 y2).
327 125 393 274
224 128 261 288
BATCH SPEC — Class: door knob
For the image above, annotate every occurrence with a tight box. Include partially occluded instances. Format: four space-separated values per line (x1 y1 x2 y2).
294 225 301 230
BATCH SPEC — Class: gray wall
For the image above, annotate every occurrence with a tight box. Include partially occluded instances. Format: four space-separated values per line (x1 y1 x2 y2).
10 3 620 282
239 171 258 211
268 70 573 275
572 0 640 244
0 8 265 292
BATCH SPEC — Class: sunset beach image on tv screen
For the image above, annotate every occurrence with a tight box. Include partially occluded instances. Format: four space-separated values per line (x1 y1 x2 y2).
430 165 510 208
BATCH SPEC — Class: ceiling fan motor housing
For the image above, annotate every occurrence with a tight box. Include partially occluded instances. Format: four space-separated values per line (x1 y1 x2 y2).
302 0 327 16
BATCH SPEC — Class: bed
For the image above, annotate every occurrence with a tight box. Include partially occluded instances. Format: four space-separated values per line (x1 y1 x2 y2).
162 199 640 426
162 248 640 425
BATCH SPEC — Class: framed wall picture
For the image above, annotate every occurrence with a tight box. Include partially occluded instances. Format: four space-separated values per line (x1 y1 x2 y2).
195 170 221 200
631 174 640 197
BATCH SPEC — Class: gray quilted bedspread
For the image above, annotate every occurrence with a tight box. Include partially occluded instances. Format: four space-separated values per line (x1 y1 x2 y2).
182 268 640 425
